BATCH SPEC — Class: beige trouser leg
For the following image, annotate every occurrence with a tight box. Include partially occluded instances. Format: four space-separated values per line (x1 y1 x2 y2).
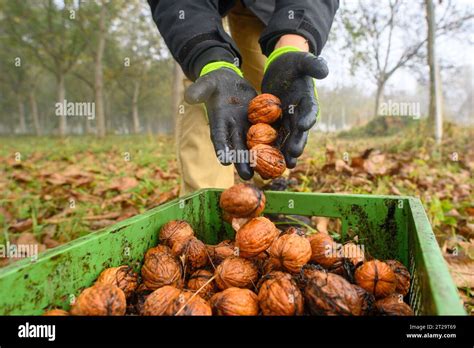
176 2 267 196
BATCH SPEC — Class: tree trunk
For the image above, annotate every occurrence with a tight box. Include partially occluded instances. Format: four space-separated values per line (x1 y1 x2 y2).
57 73 67 137
374 80 385 118
425 0 442 143
18 96 26 134
94 2 106 138
132 81 141 134
29 91 41 136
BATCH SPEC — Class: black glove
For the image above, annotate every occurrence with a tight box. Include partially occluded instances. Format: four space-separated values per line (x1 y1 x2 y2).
262 47 329 168
185 62 257 180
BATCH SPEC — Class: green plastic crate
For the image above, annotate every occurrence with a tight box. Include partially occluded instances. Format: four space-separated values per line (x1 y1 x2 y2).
0 189 465 315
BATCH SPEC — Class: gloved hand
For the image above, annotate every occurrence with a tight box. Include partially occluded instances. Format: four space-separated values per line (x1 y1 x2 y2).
185 62 257 180
262 47 329 168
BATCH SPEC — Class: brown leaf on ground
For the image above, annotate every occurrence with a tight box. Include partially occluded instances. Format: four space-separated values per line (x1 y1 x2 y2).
12 232 47 257
89 219 116 230
11 171 33 183
108 177 139 192
147 186 179 208
465 207 474 216
389 184 402 195
335 159 353 174
445 255 474 288
325 144 336 163
83 212 121 221
116 205 139 221
153 168 179 180
9 219 33 232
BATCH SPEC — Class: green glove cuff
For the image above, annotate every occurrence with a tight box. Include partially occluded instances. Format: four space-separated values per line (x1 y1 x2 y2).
265 46 321 121
264 46 302 72
200 61 243 78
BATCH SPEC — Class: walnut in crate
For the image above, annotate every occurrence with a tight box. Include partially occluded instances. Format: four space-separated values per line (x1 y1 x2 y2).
248 93 282 124
70 284 126 316
142 286 212 316
308 233 343 270
187 269 216 300
96 265 138 298
158 220 194 248
251 144 286 180
210 287 259 316
219 183 266 218
170 290 213 316
43 309 69 316
235 216 280 258
353 284 375 316
375 293 414 316
304 269 362 316
172 236 208 271
247 123 278 149
257 271 304 316
141 245 183 290
206 240 236 265
268 233 312 273
142 285 181 315
385 259 411 296
355 260 397 299
215 256 258 290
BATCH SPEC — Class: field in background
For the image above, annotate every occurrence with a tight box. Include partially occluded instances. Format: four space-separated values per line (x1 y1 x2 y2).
1 124 473 313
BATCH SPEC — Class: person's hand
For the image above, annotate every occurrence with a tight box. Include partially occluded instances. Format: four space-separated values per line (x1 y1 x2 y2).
262 46 329 168
185 62 257 180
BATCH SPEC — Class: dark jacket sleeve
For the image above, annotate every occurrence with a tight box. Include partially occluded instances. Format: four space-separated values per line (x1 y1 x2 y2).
147 0 241 81
259 0 339 56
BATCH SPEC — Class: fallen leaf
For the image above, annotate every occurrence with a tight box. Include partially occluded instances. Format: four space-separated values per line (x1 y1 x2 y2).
445 255 474 288
9 219 33 232
109 177 139 192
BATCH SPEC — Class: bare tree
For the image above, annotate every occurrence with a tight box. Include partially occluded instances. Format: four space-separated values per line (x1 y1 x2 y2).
341 0 473 118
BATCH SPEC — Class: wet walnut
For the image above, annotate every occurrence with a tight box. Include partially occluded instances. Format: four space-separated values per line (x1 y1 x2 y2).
142 286 212 316
210 287 259 316
158 220 194 249
206 240 236 265
247 123 278 149
251 144 286 180
70 284 126 316
96 265 138 298
304 269 362 316
171 236 209 271
268 233 312 273
355 260 397 299
258 271 304 316
141 245 183 290
235 217 280 258
308 233 343 270
219 184 266 218
375 293 414 316
385 259 411 296
248 93 282 124
215 256 258 290
187 269 216 300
